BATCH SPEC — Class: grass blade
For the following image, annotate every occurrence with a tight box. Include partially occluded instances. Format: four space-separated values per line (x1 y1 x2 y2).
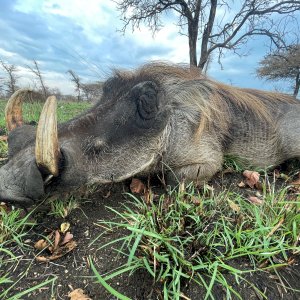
89 257 132 300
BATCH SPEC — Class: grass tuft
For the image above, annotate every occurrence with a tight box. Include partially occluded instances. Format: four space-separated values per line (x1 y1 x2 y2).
0 140 8 158
49 196 82 219
223 155 248 172
0 208 35 246
94 180 300 299
0 207 37 299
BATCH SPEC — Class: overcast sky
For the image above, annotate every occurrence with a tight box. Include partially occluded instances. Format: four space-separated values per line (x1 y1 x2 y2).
0 0 298 95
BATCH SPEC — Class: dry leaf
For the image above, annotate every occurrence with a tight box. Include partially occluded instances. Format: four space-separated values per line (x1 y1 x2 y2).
0 136 7 141
178 181 185 194
51 240 77 259
36 240 77 262
243 170 260 188
62 208 68 218
36 256 49 262
248 196 263 205
267 217 285 238
130 178 145 194
142 188 152 205
34 239 49 250
34 227 76 262
60 222 70 233
61 232 73 245
54 230 61 250
237 181 246 188
228 200 240 213
291 174 300 185
287 258 295 265
68 288 92 300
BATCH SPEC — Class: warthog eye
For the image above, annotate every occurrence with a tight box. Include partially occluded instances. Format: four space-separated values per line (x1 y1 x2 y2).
132 81 159 121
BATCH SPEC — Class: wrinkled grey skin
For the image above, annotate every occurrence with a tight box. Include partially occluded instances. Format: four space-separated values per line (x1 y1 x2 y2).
1 63 300 207
0 79 170 206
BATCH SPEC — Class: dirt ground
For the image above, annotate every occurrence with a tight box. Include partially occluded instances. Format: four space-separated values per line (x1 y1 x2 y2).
1 170 300 300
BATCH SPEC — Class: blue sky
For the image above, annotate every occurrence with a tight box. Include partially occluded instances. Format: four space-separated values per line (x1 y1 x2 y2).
0 0 298 95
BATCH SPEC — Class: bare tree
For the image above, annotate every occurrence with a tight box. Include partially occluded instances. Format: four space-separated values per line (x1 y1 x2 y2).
81 82 103 102
116 0 300 70
27 60 48 100
0 60 19 95
67 70 81 101
48 87 62 100
257 44 300 98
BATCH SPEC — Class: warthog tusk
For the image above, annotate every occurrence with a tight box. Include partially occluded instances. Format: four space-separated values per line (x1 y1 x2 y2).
5 89 32 131
35 96 60 176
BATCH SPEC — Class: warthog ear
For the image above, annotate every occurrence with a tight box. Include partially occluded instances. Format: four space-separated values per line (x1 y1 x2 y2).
132 81 159 120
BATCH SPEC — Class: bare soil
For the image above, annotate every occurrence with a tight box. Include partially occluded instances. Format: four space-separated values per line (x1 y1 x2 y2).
1 172 300 300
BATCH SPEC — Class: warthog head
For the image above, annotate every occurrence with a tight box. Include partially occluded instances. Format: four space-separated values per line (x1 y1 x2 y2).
0 75 171 206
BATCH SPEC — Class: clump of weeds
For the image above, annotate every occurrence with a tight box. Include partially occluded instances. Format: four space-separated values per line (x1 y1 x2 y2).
92 177 300 299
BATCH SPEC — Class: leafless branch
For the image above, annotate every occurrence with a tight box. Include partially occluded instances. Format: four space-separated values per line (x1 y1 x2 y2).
27 60 48 100
116 0 300 71
67 70 82 101
0 60 19 96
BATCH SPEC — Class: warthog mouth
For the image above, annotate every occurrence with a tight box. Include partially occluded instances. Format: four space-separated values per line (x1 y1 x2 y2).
116 155 157 181
89 155 157 184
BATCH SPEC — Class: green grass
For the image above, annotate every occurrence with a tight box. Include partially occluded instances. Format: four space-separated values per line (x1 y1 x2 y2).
2 277 57 300
0 99 91 133
94 179 300 299
0 207 38 298
49 196 82 219
0 208 36 246
0 140 8 158
223 155 248 172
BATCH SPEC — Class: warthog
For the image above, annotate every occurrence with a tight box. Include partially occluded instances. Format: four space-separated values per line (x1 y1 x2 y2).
0 63 299 206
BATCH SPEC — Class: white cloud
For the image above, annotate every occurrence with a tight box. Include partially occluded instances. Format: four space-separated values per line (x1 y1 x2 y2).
15 0 118 44
45 71 74 94
43 0 117 44
126 24 189 63
14 0 43 13
0 48 16 58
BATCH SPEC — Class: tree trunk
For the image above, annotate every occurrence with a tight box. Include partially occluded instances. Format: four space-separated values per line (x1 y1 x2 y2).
293 71 300 98
188 21 198 67
198 0 217 71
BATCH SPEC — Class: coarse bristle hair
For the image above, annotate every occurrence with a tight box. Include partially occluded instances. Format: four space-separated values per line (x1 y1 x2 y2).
113 62 296 138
